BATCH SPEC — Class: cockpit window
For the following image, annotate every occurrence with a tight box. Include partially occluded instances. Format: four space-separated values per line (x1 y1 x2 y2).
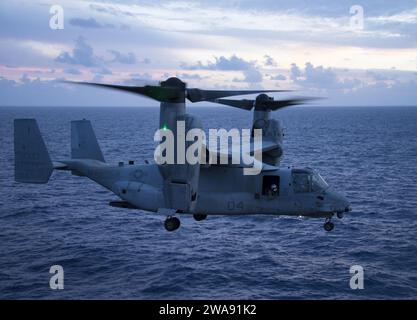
292 170 329 193
312 173 329 191
292 173 311 193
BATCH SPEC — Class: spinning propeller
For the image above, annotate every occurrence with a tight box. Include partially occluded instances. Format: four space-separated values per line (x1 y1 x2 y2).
66 77 290 103
211 93 321 111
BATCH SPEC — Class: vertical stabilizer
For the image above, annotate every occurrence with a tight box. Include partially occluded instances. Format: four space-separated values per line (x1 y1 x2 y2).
14 119 53 183
71 120 105 162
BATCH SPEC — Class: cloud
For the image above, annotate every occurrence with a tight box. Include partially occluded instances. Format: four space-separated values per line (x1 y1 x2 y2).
234 68 263 83
213 55 253 70
55 38 137 72
64 68 81 75
270 74 286 81
69 17 115 29
89 3 136 17
55 36 99 67
302 62 339 88
366 70 391 81
2 1 417 106
92 74 104 82
0 76 156 106
176 73 204 80
291 62 336 88
182 55 254 71
330 79 417 106
290 63 302 81
107 50 136 64
96 67 112 75
82 0 417 49
182 54 264 84
290 62 364 90
123 73 155 85
367 7 417 25
264 55 277 66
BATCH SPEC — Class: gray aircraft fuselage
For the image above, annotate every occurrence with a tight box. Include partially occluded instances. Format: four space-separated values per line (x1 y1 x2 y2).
62 158 350 218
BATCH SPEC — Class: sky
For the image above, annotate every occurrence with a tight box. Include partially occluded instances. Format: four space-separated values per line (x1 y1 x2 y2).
1 0 417 106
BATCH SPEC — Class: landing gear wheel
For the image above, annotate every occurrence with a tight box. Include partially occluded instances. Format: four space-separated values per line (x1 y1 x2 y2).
193 213 207 221
337 212 344 219
324 220 334 232
164 216 181 232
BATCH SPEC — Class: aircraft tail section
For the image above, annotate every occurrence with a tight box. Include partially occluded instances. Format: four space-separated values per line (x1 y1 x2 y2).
14 119 53 183
71 120 105 162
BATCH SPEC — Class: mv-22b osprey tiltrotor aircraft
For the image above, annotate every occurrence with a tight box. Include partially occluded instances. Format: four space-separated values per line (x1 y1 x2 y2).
14 77 351 232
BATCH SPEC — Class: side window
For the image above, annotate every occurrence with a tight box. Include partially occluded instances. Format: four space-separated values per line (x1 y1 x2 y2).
293 173 311 193
262 175 280 196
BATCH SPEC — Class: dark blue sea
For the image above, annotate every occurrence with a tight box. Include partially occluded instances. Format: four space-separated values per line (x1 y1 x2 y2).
1 106 417 299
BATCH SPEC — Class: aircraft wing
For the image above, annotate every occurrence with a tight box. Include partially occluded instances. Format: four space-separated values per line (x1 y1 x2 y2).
200 143 278 171
248 138 280 154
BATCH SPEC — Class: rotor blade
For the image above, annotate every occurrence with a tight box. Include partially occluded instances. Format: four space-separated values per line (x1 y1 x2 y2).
64 81 181 102
212 97 322 111
186 89 289 103
261 97 322 110
212 99 254 110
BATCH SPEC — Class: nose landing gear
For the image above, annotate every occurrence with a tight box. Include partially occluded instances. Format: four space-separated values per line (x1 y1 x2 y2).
323 217 334 232
164 216 181 232
193 213 207 221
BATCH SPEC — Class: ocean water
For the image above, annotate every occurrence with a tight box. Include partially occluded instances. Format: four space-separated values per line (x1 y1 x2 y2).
1 106 417 299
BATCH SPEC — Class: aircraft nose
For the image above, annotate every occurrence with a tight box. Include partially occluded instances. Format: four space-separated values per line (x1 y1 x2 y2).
325 188 351 213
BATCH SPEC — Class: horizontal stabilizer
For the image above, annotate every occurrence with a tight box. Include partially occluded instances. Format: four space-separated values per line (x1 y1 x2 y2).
14 119 53 183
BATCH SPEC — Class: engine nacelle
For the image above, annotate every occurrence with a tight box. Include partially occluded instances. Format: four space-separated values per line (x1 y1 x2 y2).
252 108 284 166
158 113 203 212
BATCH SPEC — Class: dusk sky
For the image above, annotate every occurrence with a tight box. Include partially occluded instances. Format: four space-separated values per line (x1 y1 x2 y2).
1 0 417 106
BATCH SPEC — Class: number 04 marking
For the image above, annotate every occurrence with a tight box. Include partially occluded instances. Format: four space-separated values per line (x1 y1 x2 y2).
227 200 244 211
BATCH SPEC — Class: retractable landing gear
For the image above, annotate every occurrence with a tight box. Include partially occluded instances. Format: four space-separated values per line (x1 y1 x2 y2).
164 216 181 232
193 213 207 221
323 217 334 232
336 212 344 219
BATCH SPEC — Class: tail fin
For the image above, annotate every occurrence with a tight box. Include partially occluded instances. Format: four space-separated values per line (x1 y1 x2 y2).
14 119 53 183
71 120 105 162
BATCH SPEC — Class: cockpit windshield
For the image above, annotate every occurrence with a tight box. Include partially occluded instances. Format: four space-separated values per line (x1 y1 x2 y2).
292 169 329 193
311 172 329 192
292 172 311 193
